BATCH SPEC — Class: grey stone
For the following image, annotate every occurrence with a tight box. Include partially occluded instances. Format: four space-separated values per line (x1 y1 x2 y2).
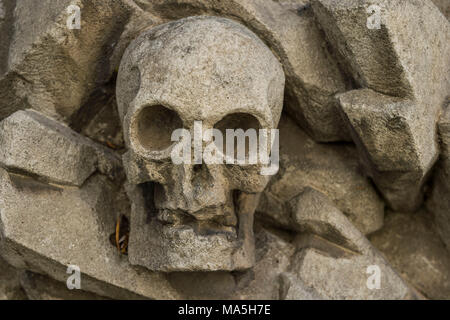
281 186 417 299
288 187 369 253
432 0 450 20
285 186 415 299
0 168 181 299
167 272 237 300
146 0 351 141
118 16 284 272
289 243 415 299
127 184 257 272
70 84 125 150
427 105 450 251
108 1 162 78
312 0 449 107
0 0 14 76
370 210 450 300
279 272 323 300
0 110 124 186
312 0 449 210
20 271 107 300
165 227 298 300
0 0 447 301
337 89 438 211
0 0 133 122
257 114 384 235
0 256 26 300
231 227 296 299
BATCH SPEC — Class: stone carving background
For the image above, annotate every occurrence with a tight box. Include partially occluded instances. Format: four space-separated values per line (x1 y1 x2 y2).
0 0 449 300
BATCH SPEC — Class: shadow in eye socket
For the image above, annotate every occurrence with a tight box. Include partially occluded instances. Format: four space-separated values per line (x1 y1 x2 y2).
214 113 261 160
214 112 261 133
135 105 183 151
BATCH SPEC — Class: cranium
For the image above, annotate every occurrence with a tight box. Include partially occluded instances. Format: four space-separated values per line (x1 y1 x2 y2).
116 16 285 271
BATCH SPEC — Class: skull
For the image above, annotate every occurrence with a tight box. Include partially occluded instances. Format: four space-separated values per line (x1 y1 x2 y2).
117 16 285 271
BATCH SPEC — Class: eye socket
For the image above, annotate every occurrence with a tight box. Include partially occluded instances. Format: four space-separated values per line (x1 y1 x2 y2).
213 113 261 161
134 105 183 151
214 113 261 132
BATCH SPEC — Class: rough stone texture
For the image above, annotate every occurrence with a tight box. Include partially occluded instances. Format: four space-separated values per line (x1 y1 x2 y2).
118 16 285 272
0 168 180 300
283 193 416 299
257 114 384 235
279 272 323 300
70 83 125 151
337 89 437 211
0 0 14 76
0 0 133 122
288 188 369 253
0 0 448 301
432 0 450 19
0 110 124 186
127 183 257 272
231 227 296 299
312 0 450 107
427 105 450 252
370 210 450 300
165 227 297 300
312 0 450 210
289 243 414 300
144 0 351 142
0 256 26 300
20 271 107 300
108 2 162 77
166 272 237 300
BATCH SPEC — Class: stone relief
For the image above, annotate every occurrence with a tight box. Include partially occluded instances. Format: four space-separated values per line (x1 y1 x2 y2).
0 0 449 300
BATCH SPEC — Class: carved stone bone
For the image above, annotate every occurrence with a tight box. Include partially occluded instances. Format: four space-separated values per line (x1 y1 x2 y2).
116 16 285 271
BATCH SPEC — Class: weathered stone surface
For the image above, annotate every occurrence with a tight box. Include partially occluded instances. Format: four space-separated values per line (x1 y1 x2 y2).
312 0 449 210
0 110 123 186
167 272 236 300
0 256 26 300
370 210 450 300
337 89 438 211
289 244 414 299
119 16 284 272
0 0 133 122
0 168 180 299
145 0 350 141
257 114 384 235
279 272 323 300
432 0 450 19
20 271 107 300
231 227 296 299
427 105 450 252
280 186 417 299
312 0 450 107
0 0 447 301
108 2 162 77
166 227 297 299
70 83 125 150
288 188 369 253
290 222 417 300
0 0 14 76
127 184 256 272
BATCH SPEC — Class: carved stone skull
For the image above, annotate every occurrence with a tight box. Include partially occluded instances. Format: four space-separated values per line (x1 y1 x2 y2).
116 16 285 271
